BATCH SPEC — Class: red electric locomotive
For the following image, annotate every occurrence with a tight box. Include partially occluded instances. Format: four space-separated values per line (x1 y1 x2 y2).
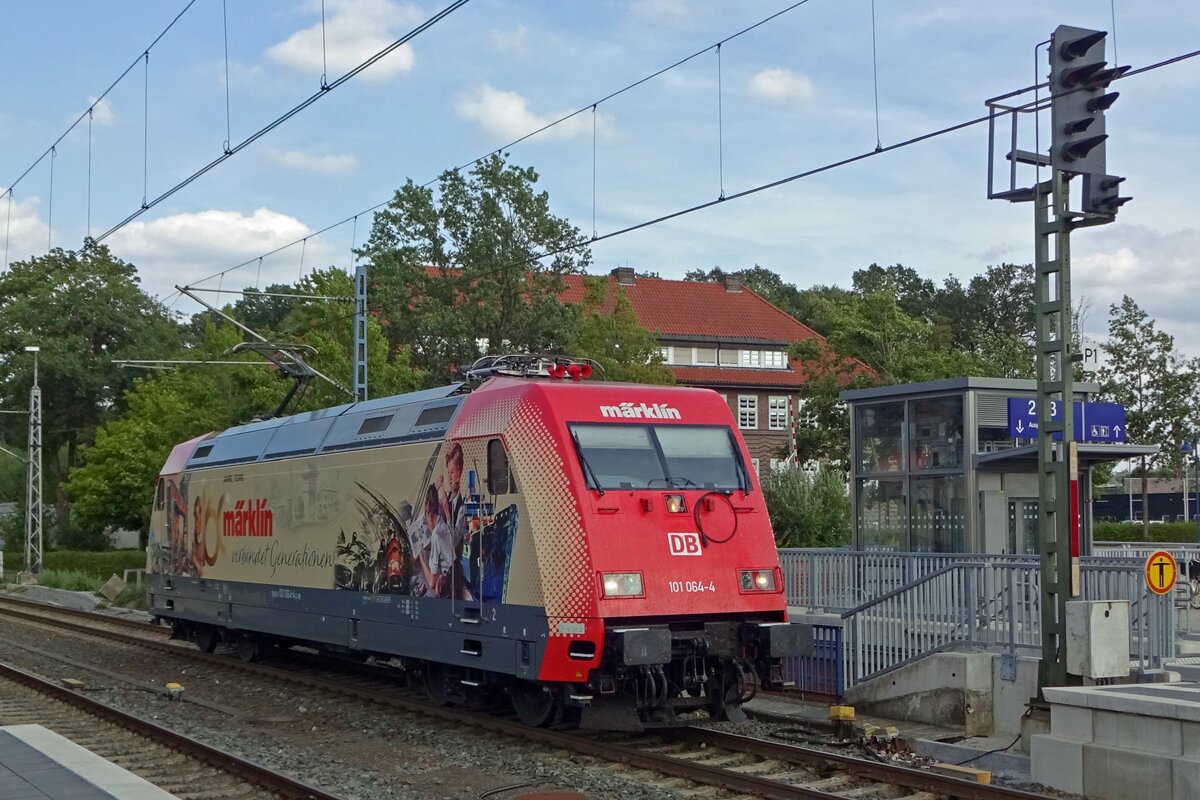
147 356 809 728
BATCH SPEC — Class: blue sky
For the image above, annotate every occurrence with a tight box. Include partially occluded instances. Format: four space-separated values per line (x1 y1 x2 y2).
2 0 1198 351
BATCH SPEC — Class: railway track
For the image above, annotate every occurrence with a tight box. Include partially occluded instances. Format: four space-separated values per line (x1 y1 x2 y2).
0 594 1053 800
0 660 343 799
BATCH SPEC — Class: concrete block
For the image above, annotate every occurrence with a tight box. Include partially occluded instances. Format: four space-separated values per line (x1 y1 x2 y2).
99 574 126 602
1183 721 1200 757
1083 742 1174 800
1175 755 1200 800
1031 734 1083 796
1051 704 1093 740
1067 600 1131 679
1094 708 1182 755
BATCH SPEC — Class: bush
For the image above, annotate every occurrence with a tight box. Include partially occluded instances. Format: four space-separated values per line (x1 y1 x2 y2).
1094 519 1200 543
35 569 103 592
761 467 850 548
4 549 145 576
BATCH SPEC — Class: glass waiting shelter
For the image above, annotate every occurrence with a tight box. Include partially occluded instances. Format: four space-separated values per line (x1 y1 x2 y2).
841 378 1157 554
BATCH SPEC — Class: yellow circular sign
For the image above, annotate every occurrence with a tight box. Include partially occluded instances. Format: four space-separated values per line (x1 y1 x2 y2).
1145 550 1178 595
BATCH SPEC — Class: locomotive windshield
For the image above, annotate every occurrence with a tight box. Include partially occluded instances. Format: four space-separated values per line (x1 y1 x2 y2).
569 423 747 491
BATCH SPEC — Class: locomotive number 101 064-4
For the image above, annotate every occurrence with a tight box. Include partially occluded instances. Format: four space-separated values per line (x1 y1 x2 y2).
667 580 716 593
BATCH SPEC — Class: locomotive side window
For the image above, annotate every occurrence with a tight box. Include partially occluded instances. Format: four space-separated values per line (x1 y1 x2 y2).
569 423 747 491
357 415 393 435
487 439 516 494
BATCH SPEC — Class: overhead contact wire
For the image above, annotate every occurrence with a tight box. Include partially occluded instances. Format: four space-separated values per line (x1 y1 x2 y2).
95 0 472 242
717 43 725 199
222 0 232 153
0 0 196 204
871 0 882 150
189 0 811 288
142 52 150 208
87 109 93 238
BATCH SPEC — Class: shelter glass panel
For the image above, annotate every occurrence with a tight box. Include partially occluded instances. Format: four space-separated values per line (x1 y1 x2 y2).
856 402 904 474
909 396 963 470
909 476 966 552
858 478 906 550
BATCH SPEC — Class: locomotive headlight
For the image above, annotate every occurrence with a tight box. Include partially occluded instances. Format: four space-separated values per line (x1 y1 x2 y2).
664 494 686 514
738 569 777 592
601 572 644 598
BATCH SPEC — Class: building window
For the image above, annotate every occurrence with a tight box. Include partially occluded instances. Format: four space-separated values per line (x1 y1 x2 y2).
769 458 787 472
764 350 786 369
796 397 818 427
910 476 966 552
738 395 758 429
693 346 717 365
857 478 906 550
751 458 761 474
768 396 789 430
659 346 673 364
718 349 738 367
740 350 762 367
909 396 964 471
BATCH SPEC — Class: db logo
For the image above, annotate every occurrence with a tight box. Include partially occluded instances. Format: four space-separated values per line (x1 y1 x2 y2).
668 532 702 556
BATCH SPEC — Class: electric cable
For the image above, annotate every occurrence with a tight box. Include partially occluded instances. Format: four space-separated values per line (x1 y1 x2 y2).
186 0 815 290
0 0 197 205
142 52 150 208
870 0 882 151
87 108 93 238
47 147 56 250
94 0 472 243
222 0 233 153
717 43 725 199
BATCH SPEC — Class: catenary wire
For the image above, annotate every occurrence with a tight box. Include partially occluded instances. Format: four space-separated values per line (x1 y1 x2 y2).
186 0 815 289
142 52 150 208
186 28 1200 306
46 147 55 251
222 0 232 153
871 0 882 150
93 0 471 243
0 0 197 204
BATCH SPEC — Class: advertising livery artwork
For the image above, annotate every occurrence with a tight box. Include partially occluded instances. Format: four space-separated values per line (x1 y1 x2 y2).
151 437 518 603
342 441 519 601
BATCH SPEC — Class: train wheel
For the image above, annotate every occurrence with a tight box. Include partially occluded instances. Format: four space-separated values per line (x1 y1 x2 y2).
510 681 556 727
423 662 454 706
236 633 261 663
193 625 219 654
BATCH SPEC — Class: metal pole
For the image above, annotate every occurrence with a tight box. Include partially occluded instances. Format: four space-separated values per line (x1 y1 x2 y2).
353 264 368 403
24 348 43 576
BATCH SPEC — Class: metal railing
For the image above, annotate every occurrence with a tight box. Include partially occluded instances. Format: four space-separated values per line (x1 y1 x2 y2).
778 549 1176 693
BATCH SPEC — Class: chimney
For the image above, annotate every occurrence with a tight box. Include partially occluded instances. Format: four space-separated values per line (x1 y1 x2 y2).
722 273 743 292
611 266 636 286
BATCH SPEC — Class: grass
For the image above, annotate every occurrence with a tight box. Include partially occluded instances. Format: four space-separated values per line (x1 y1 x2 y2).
34 569 104 592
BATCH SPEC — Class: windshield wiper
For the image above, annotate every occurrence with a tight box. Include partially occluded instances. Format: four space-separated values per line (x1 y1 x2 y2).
571 430 605 496
727 430 752 495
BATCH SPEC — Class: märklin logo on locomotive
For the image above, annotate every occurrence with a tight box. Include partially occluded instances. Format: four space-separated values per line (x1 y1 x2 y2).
145 353 810 729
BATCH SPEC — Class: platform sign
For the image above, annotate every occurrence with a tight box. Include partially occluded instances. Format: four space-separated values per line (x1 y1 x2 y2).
1144 550 1178 596
1006 398 1126 442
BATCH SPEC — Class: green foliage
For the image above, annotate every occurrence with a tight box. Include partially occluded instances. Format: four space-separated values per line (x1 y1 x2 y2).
0 241 181 531
1094 520 1200 544
109 583 148 610
1098 296 1200 530
761 468 851 548
6 550 145 575
359 154 588 382
567 278 674 384
34 569 104 592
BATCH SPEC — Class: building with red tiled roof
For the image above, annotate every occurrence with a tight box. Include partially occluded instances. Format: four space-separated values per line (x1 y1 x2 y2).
561 267 850 470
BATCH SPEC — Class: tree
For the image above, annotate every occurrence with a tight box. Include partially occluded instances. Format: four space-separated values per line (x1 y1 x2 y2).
683 265 802 314
566 277 674 384
761 467 851 548
0 242 181 529
1098 295 1200 535
358 154 587 383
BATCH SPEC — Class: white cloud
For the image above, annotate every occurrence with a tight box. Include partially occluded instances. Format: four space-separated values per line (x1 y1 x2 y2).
1074 226 1200 353
0 191 47 268
456 84 612 142
748 68 815 104
267 149 358 175
107 208 337 300
87 97 115 126
266 0 420 81
490 25 530 57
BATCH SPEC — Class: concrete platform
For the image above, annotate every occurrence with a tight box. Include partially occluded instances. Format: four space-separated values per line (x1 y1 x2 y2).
1032 682 1200 800
0 724 178 799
